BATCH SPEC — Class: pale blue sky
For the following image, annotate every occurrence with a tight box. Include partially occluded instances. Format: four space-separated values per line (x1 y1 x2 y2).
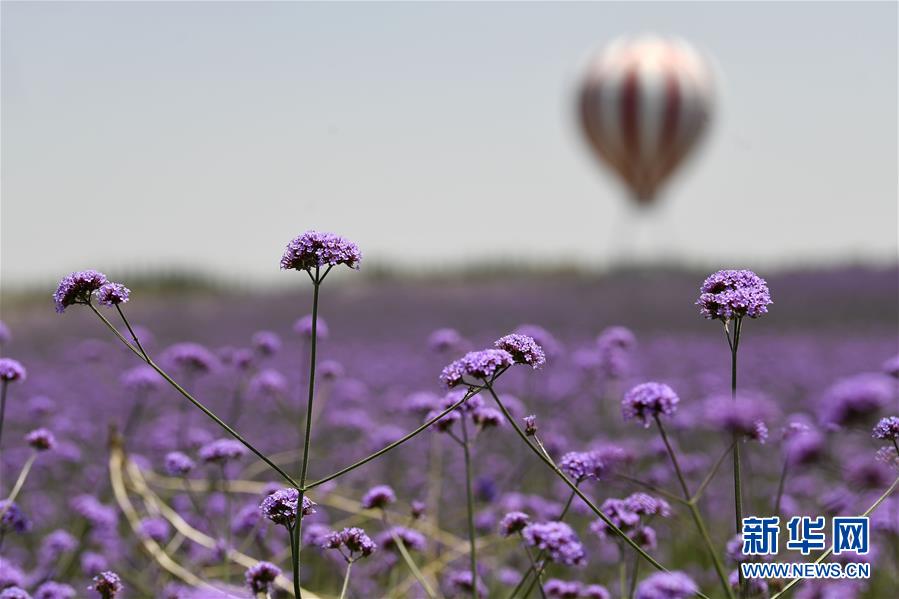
2 1 896 287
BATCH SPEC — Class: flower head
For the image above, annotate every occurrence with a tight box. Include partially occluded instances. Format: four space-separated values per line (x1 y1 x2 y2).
704 392 776 442
35 582 77 599
121 366 162 393
0 501 31 534
472 406 503 429
164 452 196 476
138 517 170 543
259 488 315 526
559 451 602 483
445 570 488 598
245 561 281 594
96 283 130 307
0 358 26 383
199 439 247 464
0 588 31 599
89 571 123 599
53 270 108 313
498 511 530 536
361 485 396 510
428 328 464 353
376 526 427 552
294 315 329 339
25 428 57 451
521 521 586 566
635 571 699 599
820 374 892 428
494 334 546 369
323 527 377 559
440 349 514 388
873 416 899 441
280 230 362 272
697 269 771 320
622 382 680 427
162 342 218 375
523 415 538 436
544 579 582 599
251 331 282 356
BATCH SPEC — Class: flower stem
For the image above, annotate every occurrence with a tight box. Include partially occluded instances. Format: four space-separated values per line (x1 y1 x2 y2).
305 387 477 490
726 317 746 598
385 520 436 598
655 417 735 599
0 453 37 521
0 381 8 452
288 524 302 598
461 418 478 599
774 460 789 515
90 304 301 489
338 559 354 599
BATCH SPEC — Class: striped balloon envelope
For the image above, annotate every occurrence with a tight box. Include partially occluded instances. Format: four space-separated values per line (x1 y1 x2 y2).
579 35 715 206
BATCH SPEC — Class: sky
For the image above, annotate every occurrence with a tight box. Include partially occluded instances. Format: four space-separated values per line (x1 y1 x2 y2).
2 1 897 288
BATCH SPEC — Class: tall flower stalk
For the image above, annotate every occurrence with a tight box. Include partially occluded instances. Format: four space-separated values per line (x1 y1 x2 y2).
697 270 771 598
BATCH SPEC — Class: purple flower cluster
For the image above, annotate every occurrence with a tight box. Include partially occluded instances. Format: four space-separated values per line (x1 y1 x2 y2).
198 438 247 464
96 283 130 307
494 333 546 368
622 382 680 427
323 527 377 559
559 451 603 483
873 416 899 441
635 571 698 599
52 270 108 313
376 526 427 553
245 561 281 593
360 485 396 510
89 571 123 599
0 358 26 382
441 349 514 387
498 511 530 536
697 269 772 320
280 230 362 272
259 488 315 526
521 521 586 566
25 428 57 451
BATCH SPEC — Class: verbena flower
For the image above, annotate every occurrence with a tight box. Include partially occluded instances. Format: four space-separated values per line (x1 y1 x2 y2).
34 581 77 599
161 342 218 374
428 328 464 353
245 561 281 594
376 526 426 552
89 571 123 599
634 571 699 599
498 511 530 536
323 527 377 559
514 325 562 357
820 374 892 428
696 269 772 320
704 393 776 442
199 439 247 464
70 495 117 529
259 488 315 527
883 354 899 379
0 501 31 534
873 416 899 441
523 415 538 436
440 349 514 388
280 230 362 272
361 485 396 510
0 588 31 599
521 521 586 566
425 407 461 432
38 530 77 565
596 326 637 380
0 358 26 382
164 452 196 476
622 382 680 427
138 517 170 543
121 366 162 393
494 334 546 368
544 579 582 599
582 584 612 599
294 314 329 339
53 270 108 313
445 570 487 598
249 369 288 399
559 451 602 483
472 406 503 428
25 428 57 451
95 283 130 307
251 331 282 356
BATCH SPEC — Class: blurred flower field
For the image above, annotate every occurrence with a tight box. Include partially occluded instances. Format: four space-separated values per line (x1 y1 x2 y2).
0 262 897 599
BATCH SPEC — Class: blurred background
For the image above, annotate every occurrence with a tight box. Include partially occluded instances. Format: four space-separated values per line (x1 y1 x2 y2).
2 1 897 294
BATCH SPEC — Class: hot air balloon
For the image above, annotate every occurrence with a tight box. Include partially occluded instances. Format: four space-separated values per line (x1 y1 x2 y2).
579 35 715 206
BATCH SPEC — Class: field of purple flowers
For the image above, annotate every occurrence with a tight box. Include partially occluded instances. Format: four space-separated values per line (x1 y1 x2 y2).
0 235 897 599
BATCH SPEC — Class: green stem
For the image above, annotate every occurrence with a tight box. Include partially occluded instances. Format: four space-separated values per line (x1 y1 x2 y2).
774 460 789 515
0 453 37 521
306 387 477 490
521 542 547 599
461 418 478 599
656 416 735 599
89 304 300 488
300 273 320 485
0 381 7 452
387 523 436 598
691 442 735 503
338 559 354 599
727 318 746 598
288 524 301 599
